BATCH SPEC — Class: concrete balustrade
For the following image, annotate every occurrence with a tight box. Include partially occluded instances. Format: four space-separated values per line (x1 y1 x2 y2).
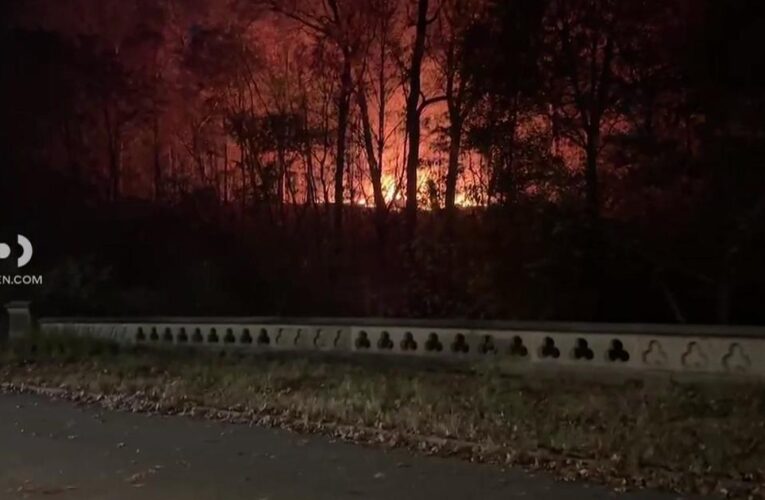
5 303 765 378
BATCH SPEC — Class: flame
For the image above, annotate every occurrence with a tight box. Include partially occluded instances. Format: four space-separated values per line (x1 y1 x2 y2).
382 173 400 204
352 172 480 208
454 192 472 207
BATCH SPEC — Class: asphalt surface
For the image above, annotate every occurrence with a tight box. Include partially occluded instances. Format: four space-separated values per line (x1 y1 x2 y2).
0 393 685 500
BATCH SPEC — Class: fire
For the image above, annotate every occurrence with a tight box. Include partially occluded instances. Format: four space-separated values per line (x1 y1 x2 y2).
454 192 472 207
381 173 400 204
353 172 478 209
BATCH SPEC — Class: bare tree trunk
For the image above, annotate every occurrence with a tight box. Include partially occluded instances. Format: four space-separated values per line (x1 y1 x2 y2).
404 0 430 240
442 8 467 226
357 86 387 241
584 122 601 227
277 146 286 206
334 54 353 234
305 152 317 208
583 119 603 305
444 118 462 219
302 101 317 208
277 142 287 224
208 150 218 200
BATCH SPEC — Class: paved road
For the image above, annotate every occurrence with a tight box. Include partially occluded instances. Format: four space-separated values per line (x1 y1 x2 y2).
0 393 682 500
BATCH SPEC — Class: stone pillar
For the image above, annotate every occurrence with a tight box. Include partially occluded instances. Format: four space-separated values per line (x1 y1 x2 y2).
5 301 33 340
